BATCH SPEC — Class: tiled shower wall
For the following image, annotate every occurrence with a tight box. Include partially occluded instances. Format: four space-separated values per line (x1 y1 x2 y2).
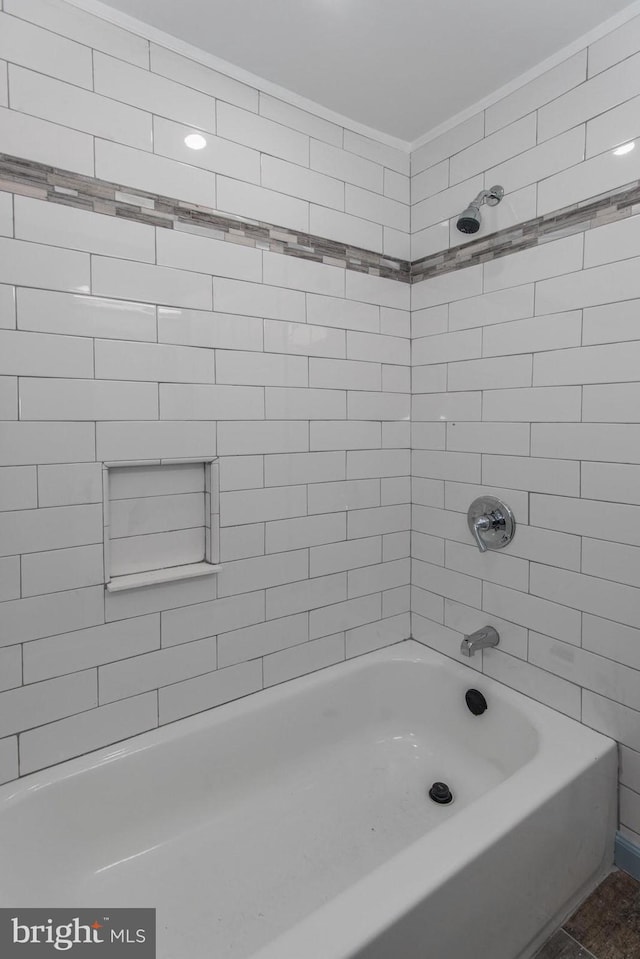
3 0 640 833
0 0 412 784
410 13 640 848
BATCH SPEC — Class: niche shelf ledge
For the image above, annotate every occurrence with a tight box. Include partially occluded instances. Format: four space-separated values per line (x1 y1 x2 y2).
106 562 222 593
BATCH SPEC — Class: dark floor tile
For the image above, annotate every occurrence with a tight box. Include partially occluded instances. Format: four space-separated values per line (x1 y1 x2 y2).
535 929 597 958
564 870 640 959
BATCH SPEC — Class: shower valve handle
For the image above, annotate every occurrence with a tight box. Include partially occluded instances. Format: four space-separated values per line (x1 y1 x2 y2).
467 496 516 553
472 515 492 552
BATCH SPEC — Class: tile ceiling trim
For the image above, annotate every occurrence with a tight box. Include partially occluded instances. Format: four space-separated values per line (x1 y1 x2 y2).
66 0 640 153
64 0 413 152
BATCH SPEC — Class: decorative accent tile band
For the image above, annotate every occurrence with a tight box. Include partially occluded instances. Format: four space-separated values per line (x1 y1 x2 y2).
2 153 640 286
412 179 640 283
0 153 411 283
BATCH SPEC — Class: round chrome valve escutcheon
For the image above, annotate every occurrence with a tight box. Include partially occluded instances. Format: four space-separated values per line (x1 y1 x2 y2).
467 496 515 553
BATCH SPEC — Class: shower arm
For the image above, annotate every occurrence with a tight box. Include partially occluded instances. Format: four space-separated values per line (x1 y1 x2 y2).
471 187 504 210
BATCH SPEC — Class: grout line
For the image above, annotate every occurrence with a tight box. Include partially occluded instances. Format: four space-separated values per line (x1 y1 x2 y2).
560 928 599 959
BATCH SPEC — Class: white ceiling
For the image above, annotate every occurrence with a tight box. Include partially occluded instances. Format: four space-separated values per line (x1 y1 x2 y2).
99 0 637 142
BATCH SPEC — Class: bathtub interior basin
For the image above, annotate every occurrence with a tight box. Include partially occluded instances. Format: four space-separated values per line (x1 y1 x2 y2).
0 640 617 959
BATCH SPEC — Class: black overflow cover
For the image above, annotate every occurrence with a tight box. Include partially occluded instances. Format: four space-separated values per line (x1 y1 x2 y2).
466 688 487 716
429 782 453 804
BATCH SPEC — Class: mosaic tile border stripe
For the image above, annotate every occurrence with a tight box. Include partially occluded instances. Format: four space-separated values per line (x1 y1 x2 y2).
2 153 640 286
0 153 411 283
412 179 640 283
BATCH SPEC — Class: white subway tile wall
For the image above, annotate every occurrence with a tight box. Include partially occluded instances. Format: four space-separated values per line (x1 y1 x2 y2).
410 9 640 829
0 0 412 783
2 0 640 846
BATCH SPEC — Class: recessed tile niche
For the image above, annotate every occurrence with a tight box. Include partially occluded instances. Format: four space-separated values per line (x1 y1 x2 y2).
103 459 220 592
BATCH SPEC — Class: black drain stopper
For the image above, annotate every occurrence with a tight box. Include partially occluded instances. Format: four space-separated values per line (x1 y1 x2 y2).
465 688 487 716
429 782 453 805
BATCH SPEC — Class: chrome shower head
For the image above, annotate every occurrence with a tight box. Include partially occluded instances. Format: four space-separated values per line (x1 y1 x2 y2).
456 185 504 234
457 202 483 234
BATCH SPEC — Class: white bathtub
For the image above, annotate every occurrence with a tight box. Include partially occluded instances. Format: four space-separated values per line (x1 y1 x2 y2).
0 641 616 959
